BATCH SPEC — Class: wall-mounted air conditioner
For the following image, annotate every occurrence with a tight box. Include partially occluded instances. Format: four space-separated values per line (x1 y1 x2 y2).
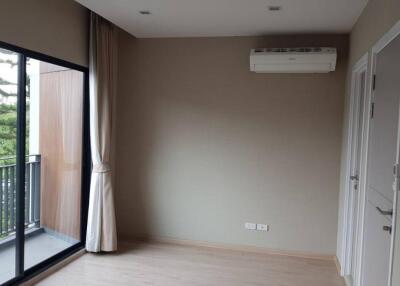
249 47 337 73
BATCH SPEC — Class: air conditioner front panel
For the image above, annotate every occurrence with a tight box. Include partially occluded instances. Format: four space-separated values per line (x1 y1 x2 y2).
249 47 337 73
251 63 334 73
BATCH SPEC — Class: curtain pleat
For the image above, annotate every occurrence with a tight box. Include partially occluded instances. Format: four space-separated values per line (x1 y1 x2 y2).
86 12 118 252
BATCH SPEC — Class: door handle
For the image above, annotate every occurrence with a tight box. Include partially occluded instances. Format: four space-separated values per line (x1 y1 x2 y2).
350 175 359 181
383 225 392 234
376 207 393 217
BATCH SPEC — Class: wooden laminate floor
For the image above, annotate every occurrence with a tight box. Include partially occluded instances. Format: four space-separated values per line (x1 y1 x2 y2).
36 242 345 286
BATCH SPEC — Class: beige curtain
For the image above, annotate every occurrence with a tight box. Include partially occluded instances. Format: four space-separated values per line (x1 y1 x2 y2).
86 12 117 252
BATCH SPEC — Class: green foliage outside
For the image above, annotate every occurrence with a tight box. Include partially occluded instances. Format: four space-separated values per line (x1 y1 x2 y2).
0 104 17 162
0 49 33 238
0 50 30 166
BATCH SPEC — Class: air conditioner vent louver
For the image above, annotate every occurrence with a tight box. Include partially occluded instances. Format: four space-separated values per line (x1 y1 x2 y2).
250 47 337 73
254 47 325 53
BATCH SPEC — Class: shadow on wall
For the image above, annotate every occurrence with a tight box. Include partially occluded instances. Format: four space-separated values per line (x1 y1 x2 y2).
114 32 349 254
114 86 151 239
115 104 153 240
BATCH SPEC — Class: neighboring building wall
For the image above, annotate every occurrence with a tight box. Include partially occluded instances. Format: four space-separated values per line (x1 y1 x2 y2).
116 32 348 255
39 62 83 241
337 0 400 264
29 60 40 156
0 0 88 67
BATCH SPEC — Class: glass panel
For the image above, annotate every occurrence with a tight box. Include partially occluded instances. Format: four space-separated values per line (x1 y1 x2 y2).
0 47 18 283
24 58 84 270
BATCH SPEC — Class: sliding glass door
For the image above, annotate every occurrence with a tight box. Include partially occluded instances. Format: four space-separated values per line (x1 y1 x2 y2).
0 47 18 284
0 43 89 285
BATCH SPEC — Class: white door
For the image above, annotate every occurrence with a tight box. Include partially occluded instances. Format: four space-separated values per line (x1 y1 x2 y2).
362 34 400 286
347 70 366 284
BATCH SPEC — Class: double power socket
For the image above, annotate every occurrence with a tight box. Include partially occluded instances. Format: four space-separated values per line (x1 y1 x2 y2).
245 222 269 232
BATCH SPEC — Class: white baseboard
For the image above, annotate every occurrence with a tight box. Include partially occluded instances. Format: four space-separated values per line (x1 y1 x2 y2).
128 236 336 261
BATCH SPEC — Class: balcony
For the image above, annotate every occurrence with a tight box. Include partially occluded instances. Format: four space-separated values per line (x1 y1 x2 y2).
0 155 41 239
0 155 77 283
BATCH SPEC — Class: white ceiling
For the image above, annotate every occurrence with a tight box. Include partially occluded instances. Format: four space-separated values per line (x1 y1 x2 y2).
75 0 368 38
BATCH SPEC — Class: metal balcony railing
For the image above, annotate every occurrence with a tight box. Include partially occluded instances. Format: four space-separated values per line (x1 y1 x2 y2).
0 155 41 239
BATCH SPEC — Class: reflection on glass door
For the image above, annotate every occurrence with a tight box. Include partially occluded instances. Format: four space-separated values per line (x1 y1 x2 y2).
0 47 18 284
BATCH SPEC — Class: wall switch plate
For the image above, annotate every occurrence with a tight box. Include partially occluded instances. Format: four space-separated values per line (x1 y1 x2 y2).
245 222 257 230
256 224 269 232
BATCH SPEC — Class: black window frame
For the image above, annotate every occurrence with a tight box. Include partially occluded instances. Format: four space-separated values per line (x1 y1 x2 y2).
0 40 91 286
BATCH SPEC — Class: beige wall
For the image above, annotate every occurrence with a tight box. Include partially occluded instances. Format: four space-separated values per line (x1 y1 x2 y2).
116 32 348 255
337 0 400 262
0 0 88 67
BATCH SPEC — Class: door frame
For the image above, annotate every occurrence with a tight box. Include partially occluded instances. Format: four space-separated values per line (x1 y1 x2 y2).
357 19 400 286
341 53 368 281
0 40 91 286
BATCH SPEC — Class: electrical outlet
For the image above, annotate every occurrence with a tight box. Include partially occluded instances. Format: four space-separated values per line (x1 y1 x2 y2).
256 224 269 232
245 222 257 230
